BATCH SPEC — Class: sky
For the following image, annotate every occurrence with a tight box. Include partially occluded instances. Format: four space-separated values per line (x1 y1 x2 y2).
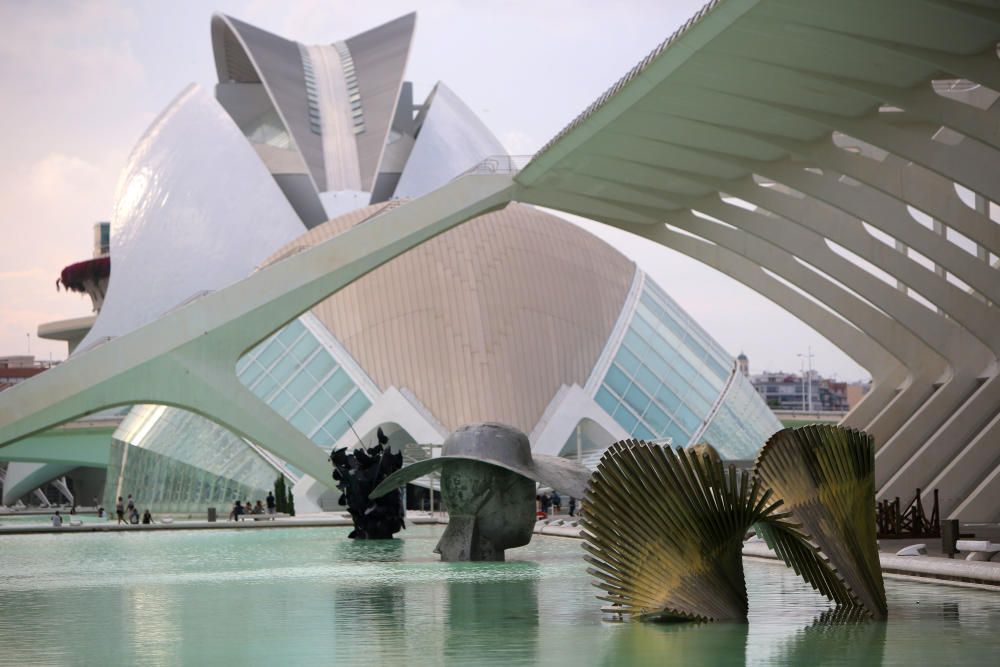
0 0 870 382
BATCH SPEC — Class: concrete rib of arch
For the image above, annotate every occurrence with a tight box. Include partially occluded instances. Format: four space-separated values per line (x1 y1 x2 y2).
513 0 1000 521
0 175 516 491
3 0 999 521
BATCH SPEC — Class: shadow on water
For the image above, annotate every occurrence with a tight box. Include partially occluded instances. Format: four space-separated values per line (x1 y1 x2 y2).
443 562 540 664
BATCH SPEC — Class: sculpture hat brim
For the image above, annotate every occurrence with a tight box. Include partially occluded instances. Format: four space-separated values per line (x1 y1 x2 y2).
370 452 592 500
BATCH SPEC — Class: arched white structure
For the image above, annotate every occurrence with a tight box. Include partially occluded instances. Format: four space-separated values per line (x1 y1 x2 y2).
394 82 508 199
76 84 304 353
512 0 1000 520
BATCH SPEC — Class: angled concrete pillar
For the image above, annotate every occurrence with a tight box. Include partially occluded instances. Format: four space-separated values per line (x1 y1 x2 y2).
0 174 517 489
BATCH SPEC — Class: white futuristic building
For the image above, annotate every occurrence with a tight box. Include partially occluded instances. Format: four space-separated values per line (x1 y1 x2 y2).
0 12 779 512
12 0 995 522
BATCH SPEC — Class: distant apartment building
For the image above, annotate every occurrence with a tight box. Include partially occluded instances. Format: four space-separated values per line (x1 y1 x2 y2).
739 353 854 413
0 356 55 392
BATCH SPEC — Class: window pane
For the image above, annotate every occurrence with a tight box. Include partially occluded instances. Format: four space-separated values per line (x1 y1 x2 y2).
624 384 650 415
655 384 680 412
303 389 335 422
674 402 702 433
306 352 336 382
623 330 650 358
605 365 630 397
595 387 618 415
250 374 277 401
321 412 351 441
255 339 284 369
634 365 660 394
613 404 638 432
325 369 353 402
238 360 264 387
342 391 371 420
633 423 655 441
643 402 669 434
286 371 316 402
277 320 305 346
615 346 640 375
269 354 301 386
290 333 319 363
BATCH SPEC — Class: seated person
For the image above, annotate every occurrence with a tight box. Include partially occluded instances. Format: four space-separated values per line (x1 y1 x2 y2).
51 511 63 527
142 509 153 525
129 508 140 524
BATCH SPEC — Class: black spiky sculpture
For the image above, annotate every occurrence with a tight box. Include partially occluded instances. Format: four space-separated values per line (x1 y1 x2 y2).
330 428 405 539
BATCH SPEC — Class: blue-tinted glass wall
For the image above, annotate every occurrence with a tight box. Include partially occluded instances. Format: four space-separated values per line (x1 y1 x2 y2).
596 281 730 445
236 318 371 450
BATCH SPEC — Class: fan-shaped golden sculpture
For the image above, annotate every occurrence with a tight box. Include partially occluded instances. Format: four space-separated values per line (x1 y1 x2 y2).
581 425 886 622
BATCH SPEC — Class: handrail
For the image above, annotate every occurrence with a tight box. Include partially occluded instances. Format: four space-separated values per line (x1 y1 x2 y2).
457 154 534 178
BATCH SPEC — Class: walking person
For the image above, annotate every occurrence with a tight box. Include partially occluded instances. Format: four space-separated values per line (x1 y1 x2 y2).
116 497 127 525
568 495 577 517
126 494 135 518
551 491 562 515
266 491 276 518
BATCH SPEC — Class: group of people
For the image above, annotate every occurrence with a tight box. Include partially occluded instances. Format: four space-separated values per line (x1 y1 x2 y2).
114 494 154 525
536 491 577 518
49 493 153 527
230 491 276 521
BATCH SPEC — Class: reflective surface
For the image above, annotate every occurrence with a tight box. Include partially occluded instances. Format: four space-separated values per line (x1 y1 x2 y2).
595 278 781 459
108 405 278 515
1 526 998 666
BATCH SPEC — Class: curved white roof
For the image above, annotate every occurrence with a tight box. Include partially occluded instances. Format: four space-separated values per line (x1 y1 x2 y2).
76 84 304 353
394 82 508 199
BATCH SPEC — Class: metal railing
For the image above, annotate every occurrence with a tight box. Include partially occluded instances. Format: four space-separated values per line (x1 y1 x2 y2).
457 154 535 178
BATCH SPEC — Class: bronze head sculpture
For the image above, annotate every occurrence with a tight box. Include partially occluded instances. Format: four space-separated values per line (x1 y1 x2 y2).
371 422 592 561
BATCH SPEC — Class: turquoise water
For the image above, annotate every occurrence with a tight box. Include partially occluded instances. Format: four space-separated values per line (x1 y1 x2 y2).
1 525 999 666
0 513 106 526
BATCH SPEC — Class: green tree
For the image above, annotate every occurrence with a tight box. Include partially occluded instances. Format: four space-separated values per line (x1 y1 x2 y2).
274 476 287 514
287 485 295 517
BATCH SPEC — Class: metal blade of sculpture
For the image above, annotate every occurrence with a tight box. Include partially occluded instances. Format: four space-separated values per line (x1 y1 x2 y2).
754 425 887 618
581 425 886 622
330 427 405 539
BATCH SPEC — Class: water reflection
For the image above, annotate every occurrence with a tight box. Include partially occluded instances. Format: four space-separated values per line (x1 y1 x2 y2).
601 620 749 667
444 563 539 665
771 608 886 667
330 536 406 562
3 528 1000 665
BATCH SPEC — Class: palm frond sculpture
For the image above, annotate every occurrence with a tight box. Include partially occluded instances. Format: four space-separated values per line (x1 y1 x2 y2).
754 425 887 618
582 425 887 622
580 440 784 621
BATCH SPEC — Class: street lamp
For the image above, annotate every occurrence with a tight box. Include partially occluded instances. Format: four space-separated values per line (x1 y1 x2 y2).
798 347 815 412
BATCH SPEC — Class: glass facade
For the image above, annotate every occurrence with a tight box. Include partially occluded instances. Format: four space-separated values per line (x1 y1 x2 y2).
594 278 780 459
105 317 375 513
236 318 371 451
700 371 782 460
104 405 278 515
595 280 731 445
